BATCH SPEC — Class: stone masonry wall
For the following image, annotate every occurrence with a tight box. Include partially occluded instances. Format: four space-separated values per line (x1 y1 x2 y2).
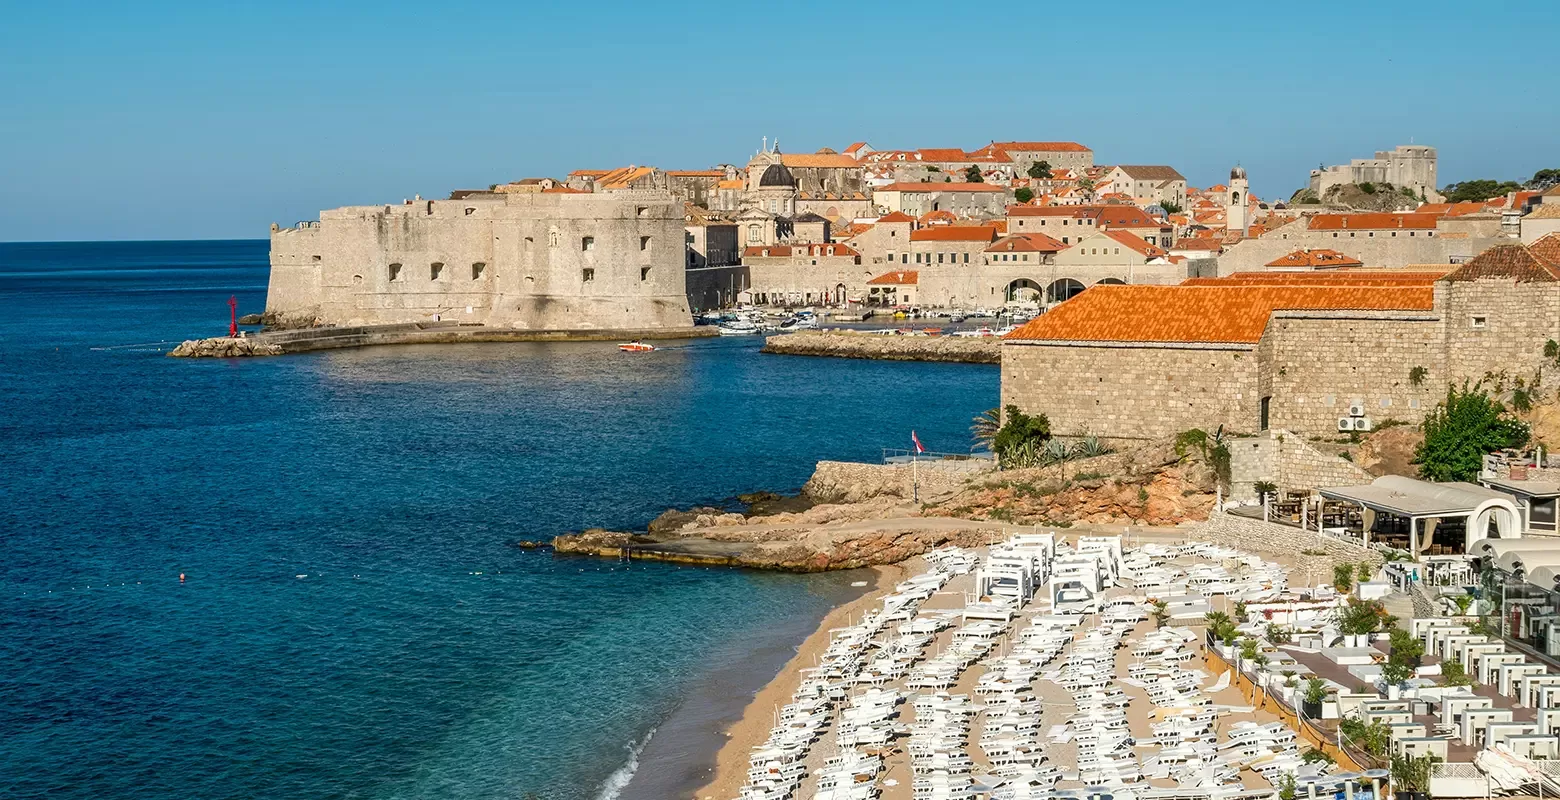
1001 341 1260 442
1216 230 1506 273
1267 313 1444 436
1441 279 1560 385
1190 512 1381 584
1228 429 1371 501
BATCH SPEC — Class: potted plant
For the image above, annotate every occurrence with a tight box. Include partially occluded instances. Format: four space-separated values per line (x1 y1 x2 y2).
1391 752 1438 800
1303 677 1328 719
1150 598 1169 629
1381 661 1413 700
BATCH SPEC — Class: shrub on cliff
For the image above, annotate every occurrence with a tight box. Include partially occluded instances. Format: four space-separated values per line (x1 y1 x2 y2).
994 405 1052 469
1415 382 1529 482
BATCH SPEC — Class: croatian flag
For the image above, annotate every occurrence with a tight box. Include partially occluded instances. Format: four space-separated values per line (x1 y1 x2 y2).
911 430 926 454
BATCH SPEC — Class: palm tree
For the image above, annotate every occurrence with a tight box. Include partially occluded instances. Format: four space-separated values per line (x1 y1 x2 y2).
971 408 1000 452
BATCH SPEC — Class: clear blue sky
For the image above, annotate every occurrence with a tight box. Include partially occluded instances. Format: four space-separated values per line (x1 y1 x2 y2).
1 0 1555 242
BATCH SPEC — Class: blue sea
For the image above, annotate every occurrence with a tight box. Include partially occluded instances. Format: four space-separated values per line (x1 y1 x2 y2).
0 240 997 800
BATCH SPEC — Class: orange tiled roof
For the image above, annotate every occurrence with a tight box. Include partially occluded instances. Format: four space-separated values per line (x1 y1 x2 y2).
986 232 1066 253
1172 239 1224 252
1182 271 1446 287
568 169 610 178
910 226 999 243
1099 229 1166 258
991 141 1091 152
1441 243 1560 283
742 243 861 258
878 182 1004 193
1307 213 1439 231
867 270 918 285
920 210 958 224
916 148 970 162
876 211 916 223
597 166 656 189
1264 249 1366 269
666 170 724 177
1003 285 1435 345
780 153 860 169
1530 233 1560 265
542 186 590 194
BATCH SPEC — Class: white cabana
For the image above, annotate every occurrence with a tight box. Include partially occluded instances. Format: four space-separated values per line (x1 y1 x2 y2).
1318 475 1522 555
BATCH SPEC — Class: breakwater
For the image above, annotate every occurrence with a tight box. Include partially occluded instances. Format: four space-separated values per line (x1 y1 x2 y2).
169 321 715 357
760 330 1001 363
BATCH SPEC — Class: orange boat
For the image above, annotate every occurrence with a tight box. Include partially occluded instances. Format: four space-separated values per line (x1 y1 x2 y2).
618 342 656 353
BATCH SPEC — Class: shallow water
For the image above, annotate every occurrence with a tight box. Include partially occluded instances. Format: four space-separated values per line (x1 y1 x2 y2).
0 240 997 799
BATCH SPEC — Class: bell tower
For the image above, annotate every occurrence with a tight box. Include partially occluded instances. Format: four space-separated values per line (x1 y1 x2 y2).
1227 165 1249 237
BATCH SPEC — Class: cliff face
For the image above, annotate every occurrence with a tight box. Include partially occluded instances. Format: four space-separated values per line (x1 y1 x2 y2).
761 331 1000 364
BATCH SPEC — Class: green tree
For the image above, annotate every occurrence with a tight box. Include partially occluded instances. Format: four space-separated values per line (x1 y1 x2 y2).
1415 382 1530 481
1160 201 1183 214
1531 168 1560 190
992 405 1052 469
1358 182 1377 194
1027 160 1053 180
1014 187 1034 204
1078 177 1096 194
1441 179 1524 203
1332 564 1354 592
970 408 1001 452
964 165 984 183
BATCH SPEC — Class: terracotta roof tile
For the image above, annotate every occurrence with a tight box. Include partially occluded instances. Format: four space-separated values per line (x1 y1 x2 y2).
1529 233 1560 265
986 233 1066 253
1441 244 1560 283
1264 249 1366 269
876 211 916 223
916 148 971 162
1099 229 1166 258
1003 285 1434 344
1526 204 1560 220
991 141 1091 153
1181 271 1446 287
1307 213 1439 231
780 153 860 169
910 226 999 243
867 270 918 285
877 182 1004 193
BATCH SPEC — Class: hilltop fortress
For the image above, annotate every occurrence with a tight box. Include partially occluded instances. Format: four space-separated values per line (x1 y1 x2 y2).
266 189 693 331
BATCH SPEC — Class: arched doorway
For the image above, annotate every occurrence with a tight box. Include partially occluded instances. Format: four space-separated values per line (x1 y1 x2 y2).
834 283 846 304
1005 278 1043 304
1046 278 1086 303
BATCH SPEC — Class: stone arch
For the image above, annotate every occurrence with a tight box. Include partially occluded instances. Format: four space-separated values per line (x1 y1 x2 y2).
1005 278 1043 304
1097 277 1126 285
1046 278 1086 303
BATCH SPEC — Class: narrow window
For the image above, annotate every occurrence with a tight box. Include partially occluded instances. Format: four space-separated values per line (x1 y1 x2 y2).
582 268 595 282
581 236 595 252
389 263 402 281
430 262 444 280
471 262 486 280
636 206 648 217
640 236 652 252
640 266 651 281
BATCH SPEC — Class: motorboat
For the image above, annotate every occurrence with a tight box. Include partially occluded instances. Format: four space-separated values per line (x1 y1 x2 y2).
618 341 656 352
717 320 761 335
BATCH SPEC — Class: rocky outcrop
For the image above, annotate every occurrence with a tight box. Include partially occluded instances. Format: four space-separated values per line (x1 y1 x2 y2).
923 439 1218 527
1355 426 1423 477
803 459 991 505
167 337 284 358
762 331 1000 364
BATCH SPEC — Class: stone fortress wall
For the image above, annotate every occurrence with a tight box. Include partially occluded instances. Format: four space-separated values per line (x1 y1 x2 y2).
268 190 693 331
1309 144 1439 198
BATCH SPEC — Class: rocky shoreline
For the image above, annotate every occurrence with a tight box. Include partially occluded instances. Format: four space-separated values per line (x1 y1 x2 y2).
549 441 1223 571
760 330 1000 364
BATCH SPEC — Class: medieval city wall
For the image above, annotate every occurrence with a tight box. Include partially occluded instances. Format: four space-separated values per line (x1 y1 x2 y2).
268 191 693 330
1000 341 1260 442
1439 279 1560 385
1264 312 1444 436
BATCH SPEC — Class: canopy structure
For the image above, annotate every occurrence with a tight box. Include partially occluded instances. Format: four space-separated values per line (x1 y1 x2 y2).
1318 475 1521 555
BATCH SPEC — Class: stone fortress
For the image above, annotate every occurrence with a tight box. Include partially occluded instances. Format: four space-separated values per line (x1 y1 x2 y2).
267 189 693 331
1309 144 1439 200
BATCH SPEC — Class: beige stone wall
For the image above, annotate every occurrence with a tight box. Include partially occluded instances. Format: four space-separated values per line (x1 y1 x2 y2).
1440 279 1560 384
802 459 992 504
745 256 873 305
1229 429 1373 501
268 190 692 330
1001 341 1260 441
1217 230 1507 272
1265 313 1444 436
1191 512 1381 581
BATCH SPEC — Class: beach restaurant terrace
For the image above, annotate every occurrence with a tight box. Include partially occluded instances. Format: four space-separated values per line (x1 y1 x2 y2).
1473 539 1560 660
1317 476 1522 557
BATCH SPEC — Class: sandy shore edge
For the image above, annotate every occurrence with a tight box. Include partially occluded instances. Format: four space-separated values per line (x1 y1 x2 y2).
691 561 910 800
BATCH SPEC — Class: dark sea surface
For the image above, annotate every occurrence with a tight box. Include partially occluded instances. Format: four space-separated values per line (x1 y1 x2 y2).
0 240 997 800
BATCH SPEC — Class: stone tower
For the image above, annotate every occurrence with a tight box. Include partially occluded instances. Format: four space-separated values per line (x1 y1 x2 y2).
1227 165 1249 237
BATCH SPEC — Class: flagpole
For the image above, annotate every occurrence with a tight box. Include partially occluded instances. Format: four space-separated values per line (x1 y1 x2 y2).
913 452 919 503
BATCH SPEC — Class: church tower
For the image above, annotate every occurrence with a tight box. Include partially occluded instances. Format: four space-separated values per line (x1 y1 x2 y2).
1227 165 1249 237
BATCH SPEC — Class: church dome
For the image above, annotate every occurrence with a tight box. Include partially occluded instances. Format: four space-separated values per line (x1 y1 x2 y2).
759 163 797 188
1230 165 1247 180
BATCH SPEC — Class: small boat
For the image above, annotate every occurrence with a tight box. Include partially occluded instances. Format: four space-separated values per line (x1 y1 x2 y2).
619 341 656 352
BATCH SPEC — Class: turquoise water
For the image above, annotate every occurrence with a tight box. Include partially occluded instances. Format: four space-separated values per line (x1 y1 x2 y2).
0 240 997 799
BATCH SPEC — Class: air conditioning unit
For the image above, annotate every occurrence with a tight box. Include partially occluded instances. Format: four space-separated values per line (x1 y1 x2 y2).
1338 418 1355 432
1355 417 1373 432
1348 403 1366 417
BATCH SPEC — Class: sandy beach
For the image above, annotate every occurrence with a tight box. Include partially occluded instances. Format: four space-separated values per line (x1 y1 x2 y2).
693 562 908 800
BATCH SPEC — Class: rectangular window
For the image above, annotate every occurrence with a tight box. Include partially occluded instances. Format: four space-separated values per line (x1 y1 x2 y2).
582 236 595 252
963 253 969 263
582 268 595 282
640 266 651 281
938 253 945 264
640 236 652 251
1472 316 1487 328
